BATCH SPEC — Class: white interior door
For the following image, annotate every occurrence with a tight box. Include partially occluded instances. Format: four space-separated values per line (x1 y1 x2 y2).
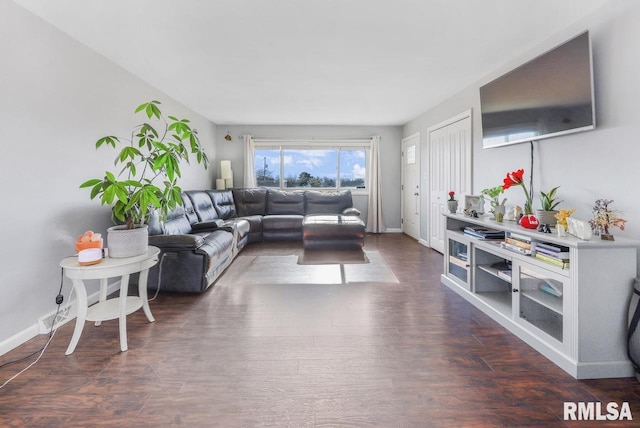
402 133 420 240
428 111 472 253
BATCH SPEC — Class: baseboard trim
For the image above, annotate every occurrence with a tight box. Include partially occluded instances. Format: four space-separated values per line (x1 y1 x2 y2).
0 279 122 357
0 324 41 357
384 228 402 233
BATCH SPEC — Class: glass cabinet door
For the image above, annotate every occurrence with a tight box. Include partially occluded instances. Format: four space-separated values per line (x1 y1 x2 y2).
515 261 570 351
473 246 513 318
447 236 470 290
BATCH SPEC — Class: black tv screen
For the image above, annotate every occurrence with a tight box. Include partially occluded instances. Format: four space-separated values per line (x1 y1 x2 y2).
480 31 595 149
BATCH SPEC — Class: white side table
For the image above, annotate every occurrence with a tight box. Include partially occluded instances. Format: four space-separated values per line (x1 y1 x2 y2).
60 246 160 355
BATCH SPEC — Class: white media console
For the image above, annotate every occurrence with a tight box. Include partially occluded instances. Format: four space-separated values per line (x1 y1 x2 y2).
441 213 639 379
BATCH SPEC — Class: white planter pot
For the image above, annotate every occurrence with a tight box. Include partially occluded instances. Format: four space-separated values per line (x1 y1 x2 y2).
493 205 506 222
535 209 558 226
107 225 148 258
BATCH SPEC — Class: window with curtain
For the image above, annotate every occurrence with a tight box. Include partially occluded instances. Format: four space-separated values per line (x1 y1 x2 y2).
253 143 368 192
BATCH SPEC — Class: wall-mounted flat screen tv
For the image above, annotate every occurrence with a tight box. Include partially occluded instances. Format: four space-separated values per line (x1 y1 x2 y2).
480 31 595 149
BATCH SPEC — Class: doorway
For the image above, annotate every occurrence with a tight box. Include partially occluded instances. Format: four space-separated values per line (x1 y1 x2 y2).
428 110 472 253
401 133 420 240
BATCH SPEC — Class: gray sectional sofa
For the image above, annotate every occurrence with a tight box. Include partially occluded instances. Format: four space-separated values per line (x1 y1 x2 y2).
147 188 364 293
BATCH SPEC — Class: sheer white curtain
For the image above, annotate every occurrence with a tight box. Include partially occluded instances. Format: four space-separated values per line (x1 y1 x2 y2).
243 135 256 188
367 135 385 233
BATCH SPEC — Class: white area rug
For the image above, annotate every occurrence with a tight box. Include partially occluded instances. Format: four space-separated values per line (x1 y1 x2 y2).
218 250 398 285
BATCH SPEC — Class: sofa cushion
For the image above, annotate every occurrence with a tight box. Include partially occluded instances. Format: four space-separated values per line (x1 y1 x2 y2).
266 190 305 215
161 204 193 235
235 214 263 243
181 192 199 225
208 190 237 219
198 229 234 258
232 188 267 216
261 215 304 241
185 190 219 223
305 190 353 215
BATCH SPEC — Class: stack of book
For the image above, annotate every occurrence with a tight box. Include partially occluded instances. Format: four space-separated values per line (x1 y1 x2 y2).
534 242 570 269
491 260 512 282
501 232 532 255
463 226 505 240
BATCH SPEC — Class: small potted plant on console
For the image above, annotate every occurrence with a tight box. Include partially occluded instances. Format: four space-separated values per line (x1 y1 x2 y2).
536 186 562 226
481 185 507 219
447 191 458 213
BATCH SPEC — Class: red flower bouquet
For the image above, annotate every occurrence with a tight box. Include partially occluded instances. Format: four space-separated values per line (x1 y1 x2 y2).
502 169 533 214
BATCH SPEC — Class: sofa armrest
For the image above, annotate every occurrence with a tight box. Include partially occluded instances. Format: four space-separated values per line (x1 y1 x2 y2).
342 207 361 217
191 219 225 232
149 234 204 250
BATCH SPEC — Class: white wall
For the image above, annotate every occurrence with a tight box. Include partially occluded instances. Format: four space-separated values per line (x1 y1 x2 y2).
404 0 640 247
213 125 403 230
0 2 217 352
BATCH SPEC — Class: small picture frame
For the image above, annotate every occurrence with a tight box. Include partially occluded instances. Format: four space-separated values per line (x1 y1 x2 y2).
465 195 485 214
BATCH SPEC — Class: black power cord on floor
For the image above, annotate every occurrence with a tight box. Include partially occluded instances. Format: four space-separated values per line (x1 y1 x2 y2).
148 252 170 301
0 267 69 389
1 251 166 388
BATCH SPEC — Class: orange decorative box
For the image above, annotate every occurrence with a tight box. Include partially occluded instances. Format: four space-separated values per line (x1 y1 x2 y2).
75 230 103 253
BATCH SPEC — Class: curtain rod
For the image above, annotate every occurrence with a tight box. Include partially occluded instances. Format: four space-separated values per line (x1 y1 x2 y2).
248 137 373 144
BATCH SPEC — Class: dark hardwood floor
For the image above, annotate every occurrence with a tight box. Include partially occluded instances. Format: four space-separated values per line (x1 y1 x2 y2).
1 234 639 427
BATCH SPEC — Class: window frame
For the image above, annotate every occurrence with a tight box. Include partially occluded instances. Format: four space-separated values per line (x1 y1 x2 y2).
253 140 369 195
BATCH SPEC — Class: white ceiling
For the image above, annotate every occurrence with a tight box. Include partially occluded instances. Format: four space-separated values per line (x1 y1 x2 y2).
15 0 612 126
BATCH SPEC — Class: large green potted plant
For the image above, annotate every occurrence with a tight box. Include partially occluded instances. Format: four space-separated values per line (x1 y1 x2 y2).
536 186 562 226
81 100 209 257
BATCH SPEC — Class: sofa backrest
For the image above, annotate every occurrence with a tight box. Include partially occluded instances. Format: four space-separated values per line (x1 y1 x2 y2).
305 190 353 215
158 204 193 235
266 189 305 215
233 188 267 216
182 192 199 225
185 190 219 223
208 190 237 220
149 187 358 236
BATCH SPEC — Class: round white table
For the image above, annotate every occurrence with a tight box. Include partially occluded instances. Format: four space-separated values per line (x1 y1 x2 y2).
60 246 160 355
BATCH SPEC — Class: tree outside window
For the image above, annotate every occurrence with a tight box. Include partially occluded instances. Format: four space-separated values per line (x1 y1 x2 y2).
254 146 366 190
255 149 280 187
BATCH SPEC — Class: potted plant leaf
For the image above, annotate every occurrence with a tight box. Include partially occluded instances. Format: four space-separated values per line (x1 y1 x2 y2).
481 185 507 216
80 100 209 257
536 186 562 226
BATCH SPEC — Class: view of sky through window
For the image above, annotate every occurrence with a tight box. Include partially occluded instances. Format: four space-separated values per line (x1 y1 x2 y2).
254 147 366 189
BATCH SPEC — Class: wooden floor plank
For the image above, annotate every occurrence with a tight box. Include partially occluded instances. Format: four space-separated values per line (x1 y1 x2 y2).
1 233 639 427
